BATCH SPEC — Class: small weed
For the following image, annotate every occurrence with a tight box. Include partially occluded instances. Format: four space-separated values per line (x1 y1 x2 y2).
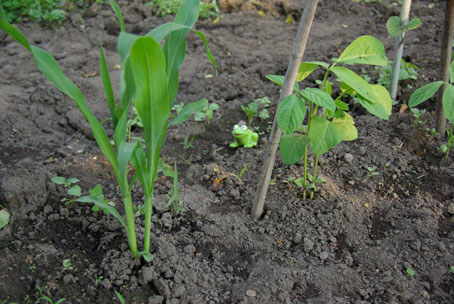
195 102 219 124
227 164 248 183
449 266 454 273
410 108 426 127
35 286 65 304
366 166 379 178
51 176 81 205
183 135 195 150
28 264 36 272
406 267 415 277
95 274 104 285
241 97 271 127
0 207 10 230
62 258 73 271
148 0 219 19
114 291 126 304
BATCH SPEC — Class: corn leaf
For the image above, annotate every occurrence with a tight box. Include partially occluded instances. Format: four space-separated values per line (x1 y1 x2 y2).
100 44 117 127
109 0 125 32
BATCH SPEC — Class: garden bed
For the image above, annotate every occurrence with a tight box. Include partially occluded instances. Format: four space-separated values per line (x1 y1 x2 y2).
1 0 453 303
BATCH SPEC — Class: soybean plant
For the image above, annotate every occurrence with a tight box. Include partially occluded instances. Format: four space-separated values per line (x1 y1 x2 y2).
408 60 454 158
270 35 392 198
0 0 215 259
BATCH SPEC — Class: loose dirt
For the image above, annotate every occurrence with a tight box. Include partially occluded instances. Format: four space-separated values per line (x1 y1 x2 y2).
1 0 453 303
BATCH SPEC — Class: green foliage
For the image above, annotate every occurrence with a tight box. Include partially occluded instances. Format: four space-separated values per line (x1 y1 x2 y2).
35 286 65 304
0 208 10 230
114 291 126 304
366 166 379 177
0 0 215 259
271 35 391 198
194 102 219 124
409 107 426 127
51 176 82 204
149 0 219 19
362 59 418 89
386 16 422 38
409 60 454 158
241 97 271 127
406 267 415 277
62 259 73 271
0 0 102 23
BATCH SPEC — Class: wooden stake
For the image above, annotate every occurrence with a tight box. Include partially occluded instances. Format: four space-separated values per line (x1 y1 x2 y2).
251 0 319 220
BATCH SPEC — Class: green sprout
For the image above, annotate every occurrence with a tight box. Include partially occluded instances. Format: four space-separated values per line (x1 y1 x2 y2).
62 259 73 271
35 286 65 304
51 176 81 205
241 97 271 127
195 102 219 124
367 166 379 178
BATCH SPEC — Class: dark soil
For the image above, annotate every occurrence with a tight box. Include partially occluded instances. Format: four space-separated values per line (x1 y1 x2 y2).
1 0 453 303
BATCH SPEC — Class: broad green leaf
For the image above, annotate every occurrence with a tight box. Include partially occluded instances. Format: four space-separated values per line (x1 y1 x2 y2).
331 67 379 104
332 112 358 141
67 178 79 184
402 18 422 34
309 116 344 155
67 185 81 197
450 61 454 84
51 176 67 185
100 44 117 127
357 84 392 120
335 99 349 111
277 94 306 134
109 0 125 32
336 35 388 66
297 62 318 82
279 134 309 165
300 88 336 111
0 208 10 230
443 84 454 123
266 75 299 92
77 196 125 227
409 81 444 107
170 98 209 125
306 61 330 69
386 16 401 38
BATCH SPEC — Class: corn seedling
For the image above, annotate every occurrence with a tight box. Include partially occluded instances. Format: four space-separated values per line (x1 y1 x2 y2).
51 176 81 205
241 97 271 127
270 35 391 199
227 164 248 183
165 163 183 214
35 286 65 304
0 0 215 259
114 291 125 304
409 60 454 158
95 274 104 285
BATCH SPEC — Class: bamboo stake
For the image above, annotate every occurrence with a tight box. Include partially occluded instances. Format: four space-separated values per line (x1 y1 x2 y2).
435 0 454 136
389 0 412 101
251 0 319 220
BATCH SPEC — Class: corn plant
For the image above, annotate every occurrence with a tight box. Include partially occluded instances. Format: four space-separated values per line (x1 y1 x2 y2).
0 0 215 259
270 35 392 199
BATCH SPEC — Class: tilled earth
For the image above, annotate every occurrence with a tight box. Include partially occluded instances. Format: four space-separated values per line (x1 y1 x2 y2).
1 0 453 303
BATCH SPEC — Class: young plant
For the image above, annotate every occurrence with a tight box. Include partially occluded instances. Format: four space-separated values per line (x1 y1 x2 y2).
194 102 219 124
0 206 9 231
366 166 379 178
35 286 65 304
62 259 73 271
241 97 271 127
409 107 426 127
0 0 215 259
270 35 392 199
165 163 183 214
51 176 82 204
409 60 454 158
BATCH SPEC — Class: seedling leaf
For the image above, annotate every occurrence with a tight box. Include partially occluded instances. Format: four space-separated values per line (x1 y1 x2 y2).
279 134 309 165
297 62 318 82
67 185 81 197
309 116 344 155
77 196 126 227
266 75 299 92
277 94 306 134
51 176 67 185
442 84 454 123
67 178 80 185
0 208 10 230
300 88 336 111
408 81 444 107
336 35 387 66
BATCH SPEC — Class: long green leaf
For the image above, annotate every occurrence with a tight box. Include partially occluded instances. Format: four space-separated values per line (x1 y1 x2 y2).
443 84 454 124
130 37 169 181
0 18 118 173
164 0 199 106
408 81 444 107
130 145 151 197
100 43 117 127
170 98 209 125
77 196 126 227
331 67 380 104
279 134 309 165
277 94 306 135
335 35 388 66
109 0 125 32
